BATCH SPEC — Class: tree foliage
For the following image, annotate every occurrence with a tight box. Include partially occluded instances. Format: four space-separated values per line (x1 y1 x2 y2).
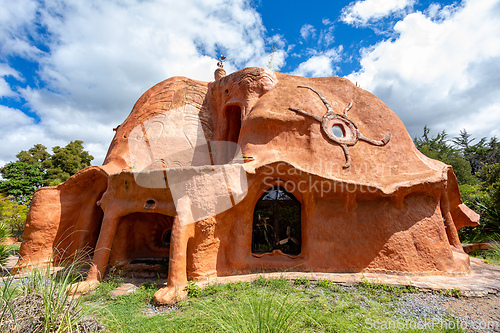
414 126 476 184
0 140 93 203
16 143 51 170
0 162 45 204
414 126 500 240
44 140 94 186
0 194 28 237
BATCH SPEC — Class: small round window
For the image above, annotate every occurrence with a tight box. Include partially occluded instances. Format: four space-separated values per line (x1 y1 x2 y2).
331 125 344 138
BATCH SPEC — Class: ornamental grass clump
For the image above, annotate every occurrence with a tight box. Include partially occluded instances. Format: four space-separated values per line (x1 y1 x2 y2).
202 292 300 333
0 253 104 332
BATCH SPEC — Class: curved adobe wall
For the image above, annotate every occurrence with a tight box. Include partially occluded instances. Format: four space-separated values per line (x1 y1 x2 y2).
15 67 479 304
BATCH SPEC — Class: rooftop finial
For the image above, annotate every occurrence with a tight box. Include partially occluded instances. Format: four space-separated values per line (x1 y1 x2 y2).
217 54 226 68
214 54 227 80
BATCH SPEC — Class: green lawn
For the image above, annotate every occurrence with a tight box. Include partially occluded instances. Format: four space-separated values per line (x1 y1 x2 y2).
0 256 472 332
83 277 463 333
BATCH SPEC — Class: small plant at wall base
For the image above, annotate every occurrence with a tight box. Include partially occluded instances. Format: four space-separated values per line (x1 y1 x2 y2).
294 276 310 287
185 281 201 298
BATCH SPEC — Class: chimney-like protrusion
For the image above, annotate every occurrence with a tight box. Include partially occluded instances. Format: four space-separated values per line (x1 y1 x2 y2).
214 67 226 80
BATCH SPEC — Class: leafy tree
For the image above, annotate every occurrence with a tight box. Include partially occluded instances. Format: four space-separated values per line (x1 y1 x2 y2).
0 140 94 203
414 126 476 184
0 194 28 237
0 162 45 203
478 163 500 209
453 130 500 176
44 140 94 186
16 144 51 171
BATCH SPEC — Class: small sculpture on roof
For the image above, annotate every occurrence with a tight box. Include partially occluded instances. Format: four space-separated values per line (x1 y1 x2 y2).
214 55 227 80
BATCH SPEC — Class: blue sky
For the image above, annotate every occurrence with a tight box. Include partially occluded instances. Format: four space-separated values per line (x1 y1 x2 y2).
1 0 499 166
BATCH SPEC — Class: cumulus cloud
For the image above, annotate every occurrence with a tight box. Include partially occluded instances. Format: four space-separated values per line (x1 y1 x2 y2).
292 47 343 77
318 19 335 47
347 0 500 139
0 0 41 59
0 64 21 98
341 0 415 26
261 34 287 71
0 0 275 165
300 24 316 40
0 105 57 167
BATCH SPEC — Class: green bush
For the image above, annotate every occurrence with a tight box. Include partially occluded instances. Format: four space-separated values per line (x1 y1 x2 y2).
0 194 28 238
459 184 500 242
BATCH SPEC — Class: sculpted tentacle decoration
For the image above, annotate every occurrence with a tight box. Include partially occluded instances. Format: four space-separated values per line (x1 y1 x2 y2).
289 85 391 169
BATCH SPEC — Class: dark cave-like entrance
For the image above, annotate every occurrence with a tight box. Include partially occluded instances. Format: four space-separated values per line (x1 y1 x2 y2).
110 212 173 274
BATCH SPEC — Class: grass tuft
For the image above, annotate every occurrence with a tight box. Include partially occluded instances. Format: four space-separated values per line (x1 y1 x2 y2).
294 276 310 287
202 292 301 333
0 252 105 332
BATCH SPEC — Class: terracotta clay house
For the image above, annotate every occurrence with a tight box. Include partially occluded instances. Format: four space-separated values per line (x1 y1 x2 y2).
15 67 479 304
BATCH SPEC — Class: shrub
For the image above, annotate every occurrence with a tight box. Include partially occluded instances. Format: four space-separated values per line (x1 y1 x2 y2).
0 195 28 238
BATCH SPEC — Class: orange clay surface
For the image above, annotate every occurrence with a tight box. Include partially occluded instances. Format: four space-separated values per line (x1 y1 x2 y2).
15 67 479 304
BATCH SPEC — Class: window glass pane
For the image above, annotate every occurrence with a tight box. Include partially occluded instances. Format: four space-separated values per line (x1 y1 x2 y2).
252 186 301 255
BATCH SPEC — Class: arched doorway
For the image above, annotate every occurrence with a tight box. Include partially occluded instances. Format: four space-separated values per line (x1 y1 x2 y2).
252 186 301 255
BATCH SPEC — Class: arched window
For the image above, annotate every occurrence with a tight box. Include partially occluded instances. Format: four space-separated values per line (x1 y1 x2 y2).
252 186 301 255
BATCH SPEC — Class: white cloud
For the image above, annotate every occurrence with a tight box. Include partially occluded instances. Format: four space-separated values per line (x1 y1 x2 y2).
292 48 343 77
300 24 316 40
318 21 335 47
347 0 500 139
0 105 61 167
322 18 333 25
341 0 415 26
267 34 286 49
261 49 287 72
0 0 42 59
0 64 22 98
0 0 273 165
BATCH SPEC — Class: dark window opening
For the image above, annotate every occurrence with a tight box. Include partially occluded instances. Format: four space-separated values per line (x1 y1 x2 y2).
252 186 301 255
212 104 242 164
224 105 242 144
